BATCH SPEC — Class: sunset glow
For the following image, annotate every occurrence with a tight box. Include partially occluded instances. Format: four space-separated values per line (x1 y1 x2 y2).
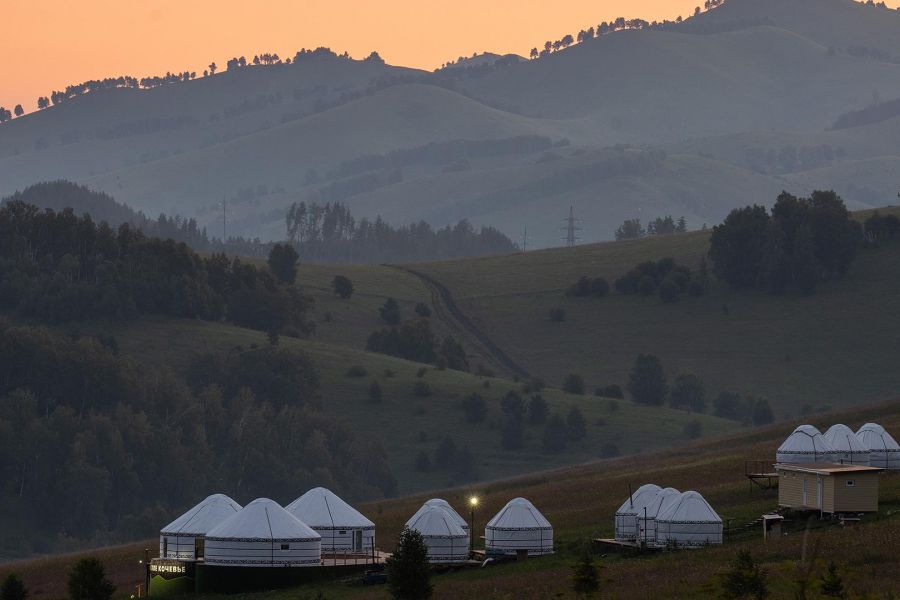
1 0 857 112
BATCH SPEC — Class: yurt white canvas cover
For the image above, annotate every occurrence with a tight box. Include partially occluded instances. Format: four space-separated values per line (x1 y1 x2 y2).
160 494 242 559
823 424 871 465
614 484 661 541
654 491 723 548
408 499 470 540
286 487 375 554
637 488 681 545
857 423 900 470
204 498 321 567
776 425 838 464
485 497 553 556
405 505 469 564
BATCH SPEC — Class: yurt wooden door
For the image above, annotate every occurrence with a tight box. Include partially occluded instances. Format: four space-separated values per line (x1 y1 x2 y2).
353 530 363 552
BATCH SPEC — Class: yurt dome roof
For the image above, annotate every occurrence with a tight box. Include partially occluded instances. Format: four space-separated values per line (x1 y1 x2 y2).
615 484 661 515
777 425 836 456
657 491 721 524
161 494 242 536
408 499 468 530
206 498 321 542
286 487 374 530
642 488 681 518
486 498 551 531
406 505 467 538
823 424 869 454
857 423 900 450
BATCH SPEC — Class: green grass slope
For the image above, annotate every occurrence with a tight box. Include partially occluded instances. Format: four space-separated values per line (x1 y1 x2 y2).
413 217 900 418
6 399 900 598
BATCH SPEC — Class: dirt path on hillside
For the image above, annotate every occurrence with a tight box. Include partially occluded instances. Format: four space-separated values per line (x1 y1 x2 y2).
389 265 530 380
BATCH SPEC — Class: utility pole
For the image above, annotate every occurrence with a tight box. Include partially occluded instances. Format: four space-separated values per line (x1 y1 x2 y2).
522 225 528 253
562 205 581 247
222 195 227 242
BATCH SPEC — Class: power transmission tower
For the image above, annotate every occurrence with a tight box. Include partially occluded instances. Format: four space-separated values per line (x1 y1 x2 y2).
562 205 581 247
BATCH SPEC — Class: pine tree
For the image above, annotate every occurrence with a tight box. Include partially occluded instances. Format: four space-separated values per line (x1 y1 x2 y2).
571 548 600 597
819 561 845 598
720 550 768 599
0 574 29 600
386 528 433 600
67 558 115 600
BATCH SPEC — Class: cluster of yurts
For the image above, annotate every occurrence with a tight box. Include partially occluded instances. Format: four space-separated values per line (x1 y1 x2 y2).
160 488 553 567
614 487 723 548
776 422 900 467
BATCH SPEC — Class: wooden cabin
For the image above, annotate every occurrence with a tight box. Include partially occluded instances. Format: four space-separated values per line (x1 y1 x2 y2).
776 463 882 514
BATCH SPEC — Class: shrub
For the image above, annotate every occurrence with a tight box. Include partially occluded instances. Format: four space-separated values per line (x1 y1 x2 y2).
720 550 768 600
440 336 468 371
683 419 703 439
412 381 432 397
638 275 656 296
688 280 705 296
500 391 526 421
566 276 610 298
542 413 568 453
658 277 681 303
67 558 115 600
386 528 433 600
414 302 431 317
713 392 743 420
567 406 587 440
379 297 401 325
332 275 354 299
368 381 383 403
600 443 620 458
563 373 585 395
549 307 566 322
461 393 487 423
528 394 548 425
627 354 667 405
366 320 437 364
501 418 524 450
346 365 368 378
595 384 624 399
0 574 28 600
669 374 706 413
606 399 620 413
417 367 428 378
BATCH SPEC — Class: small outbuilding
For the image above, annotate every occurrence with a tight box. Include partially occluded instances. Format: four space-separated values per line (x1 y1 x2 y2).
654 491 723 548
776 425 838 464
776 463 883 514
285 487 375 554
856 423 900 470
159 493 242 560
614 484 661 541
408 499 470 541
485 497 553 557
823 424 870 465
204 498 322 567
405 505 469 564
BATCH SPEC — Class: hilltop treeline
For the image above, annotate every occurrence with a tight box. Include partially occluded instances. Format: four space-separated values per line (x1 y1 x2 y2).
0 199 312 333
0 320 395 556
286 201 517 262
831 96 900 130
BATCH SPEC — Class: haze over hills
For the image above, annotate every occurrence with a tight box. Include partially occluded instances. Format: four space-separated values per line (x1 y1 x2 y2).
1 0 900 247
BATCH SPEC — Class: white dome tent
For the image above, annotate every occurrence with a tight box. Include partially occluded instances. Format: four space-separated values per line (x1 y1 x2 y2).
405 504 469 564
204 498 322 567
407 499 470 542
856 423 900 470
776 425 839 463
485 497 553 556
159 493 242 560
614 484 661 541
286 487 375 554
637 488 682 545
654 491 723 548
823 424 871 465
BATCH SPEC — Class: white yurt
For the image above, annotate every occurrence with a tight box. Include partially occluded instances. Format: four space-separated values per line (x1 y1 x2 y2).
405 505 469 564
614 484 661 541
637 487 682 545
160 493 242 559
776 425 839 463
204 498 322 567
485 497 553 556
857 423 900 470
407 499 470 541
286 487 375 554
823 424 871 465
654 491 723 548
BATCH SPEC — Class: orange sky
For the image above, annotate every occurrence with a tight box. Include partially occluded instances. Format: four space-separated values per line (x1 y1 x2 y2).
2 0 898 112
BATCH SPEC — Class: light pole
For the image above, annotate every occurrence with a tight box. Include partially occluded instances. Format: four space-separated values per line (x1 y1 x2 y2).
469 496 479 555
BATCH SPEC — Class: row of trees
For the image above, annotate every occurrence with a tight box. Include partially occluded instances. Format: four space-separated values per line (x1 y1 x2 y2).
286 201 517 263
0 200 312 334
366 314 469 372
528 0 727 59
709 191 861 294
615 216 688 240
0 321 396 555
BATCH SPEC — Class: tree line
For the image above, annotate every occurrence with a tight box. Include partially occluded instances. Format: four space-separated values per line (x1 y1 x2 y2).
0 320 395 556
615 215 688 240
0 198 312 334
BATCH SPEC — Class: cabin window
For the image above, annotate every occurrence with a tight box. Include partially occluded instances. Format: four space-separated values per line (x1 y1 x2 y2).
846 480 855 487
340 530 347 535
281 544 290 550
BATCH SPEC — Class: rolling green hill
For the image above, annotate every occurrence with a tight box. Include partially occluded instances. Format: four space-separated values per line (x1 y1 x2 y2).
6 398 900 598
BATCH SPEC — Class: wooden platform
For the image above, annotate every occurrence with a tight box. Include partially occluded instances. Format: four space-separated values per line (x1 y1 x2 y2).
745 460 779 490
593 538 661 552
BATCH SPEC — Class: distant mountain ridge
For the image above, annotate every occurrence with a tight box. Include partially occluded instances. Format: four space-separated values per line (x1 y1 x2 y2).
1 0 899 246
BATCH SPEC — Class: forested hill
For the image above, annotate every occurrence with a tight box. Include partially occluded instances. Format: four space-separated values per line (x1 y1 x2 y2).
2 0 900 247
